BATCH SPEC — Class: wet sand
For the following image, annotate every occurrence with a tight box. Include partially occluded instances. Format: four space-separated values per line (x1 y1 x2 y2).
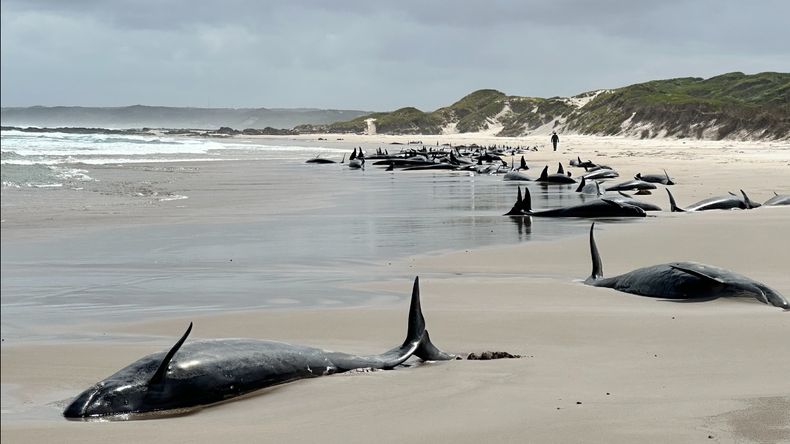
2 134 789 443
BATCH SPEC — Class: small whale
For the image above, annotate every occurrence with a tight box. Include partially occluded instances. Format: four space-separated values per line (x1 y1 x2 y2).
764 192 790 206
536 165 577 184
503 169 532 181
583 223 789 309
605 179 657 194
575 176 602 195
305 156 338 164
635 170 674 185
504 187 645 218
666 189 758 212
63 278 454 419
569 156 596 168
582 168 619 180
607 191 663 211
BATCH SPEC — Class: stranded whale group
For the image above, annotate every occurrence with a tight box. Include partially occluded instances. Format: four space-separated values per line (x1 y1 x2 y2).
61 145 788 421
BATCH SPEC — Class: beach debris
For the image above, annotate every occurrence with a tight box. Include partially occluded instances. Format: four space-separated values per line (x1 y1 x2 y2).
464 351 521 360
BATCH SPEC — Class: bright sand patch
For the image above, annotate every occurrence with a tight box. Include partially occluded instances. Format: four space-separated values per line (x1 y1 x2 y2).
2 134 789 443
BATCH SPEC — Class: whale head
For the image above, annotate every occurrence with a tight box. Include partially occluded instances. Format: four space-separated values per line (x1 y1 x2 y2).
63 377 152 419
64 323 194 419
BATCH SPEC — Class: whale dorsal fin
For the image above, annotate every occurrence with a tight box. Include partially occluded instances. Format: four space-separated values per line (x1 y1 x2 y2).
557 162 565 175
150 322 193 385
538 166 548 181
595 181 602 196
740 189 759 209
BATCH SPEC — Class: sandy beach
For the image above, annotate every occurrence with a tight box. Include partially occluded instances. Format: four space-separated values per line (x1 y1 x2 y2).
2 134 789 443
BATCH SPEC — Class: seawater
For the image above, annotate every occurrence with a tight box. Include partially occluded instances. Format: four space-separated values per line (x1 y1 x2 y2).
0 130 344 187
1 130 643 341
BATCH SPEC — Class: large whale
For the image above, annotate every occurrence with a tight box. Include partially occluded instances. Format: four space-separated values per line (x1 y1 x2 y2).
63 278 454 419
666 189 759 212
583 223 789 309
504 187 645 218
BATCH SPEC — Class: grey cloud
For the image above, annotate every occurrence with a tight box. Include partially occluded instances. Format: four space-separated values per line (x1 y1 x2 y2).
2 0 789 110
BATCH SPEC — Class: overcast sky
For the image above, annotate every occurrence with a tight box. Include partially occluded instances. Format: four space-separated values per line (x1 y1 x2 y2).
2 0 789 110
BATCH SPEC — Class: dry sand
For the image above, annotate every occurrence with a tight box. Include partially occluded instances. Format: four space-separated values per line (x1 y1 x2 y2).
2 134 790 443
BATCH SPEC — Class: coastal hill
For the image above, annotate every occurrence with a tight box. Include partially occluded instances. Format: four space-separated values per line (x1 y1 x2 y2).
0 106 370 130
317 72 790 140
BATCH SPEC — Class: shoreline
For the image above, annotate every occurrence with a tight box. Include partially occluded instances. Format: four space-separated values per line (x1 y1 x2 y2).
2 133 790 442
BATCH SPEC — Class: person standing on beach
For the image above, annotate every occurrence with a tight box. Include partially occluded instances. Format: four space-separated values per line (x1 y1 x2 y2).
551 131 559 151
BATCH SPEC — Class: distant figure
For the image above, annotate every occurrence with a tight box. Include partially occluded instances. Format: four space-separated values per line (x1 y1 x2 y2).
551 132 559 151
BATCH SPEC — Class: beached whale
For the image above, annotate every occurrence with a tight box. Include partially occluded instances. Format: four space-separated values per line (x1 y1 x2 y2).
536 165 576 184
569 156 596 168
504 187 645 218
575 176 602 195
503 169 532 181
583 223 789 309
605 179 657 194
635 170 674 185
763 192 790 206
666 189 758 212
305 156 337 164
63 278 454 419
581 168 619 180
608 191 663 211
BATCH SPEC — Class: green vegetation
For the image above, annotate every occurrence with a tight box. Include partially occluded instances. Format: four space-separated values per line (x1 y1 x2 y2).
566 72 790 139
323 72 790 140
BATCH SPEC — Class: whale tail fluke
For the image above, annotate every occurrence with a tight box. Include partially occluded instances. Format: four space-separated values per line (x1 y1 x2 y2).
666 189 685 212
374 277 454 368
663 169 674 185
585 223 604 283
404 277 454 361
521 187 532 213
504 186 525 216
740 190 760 209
